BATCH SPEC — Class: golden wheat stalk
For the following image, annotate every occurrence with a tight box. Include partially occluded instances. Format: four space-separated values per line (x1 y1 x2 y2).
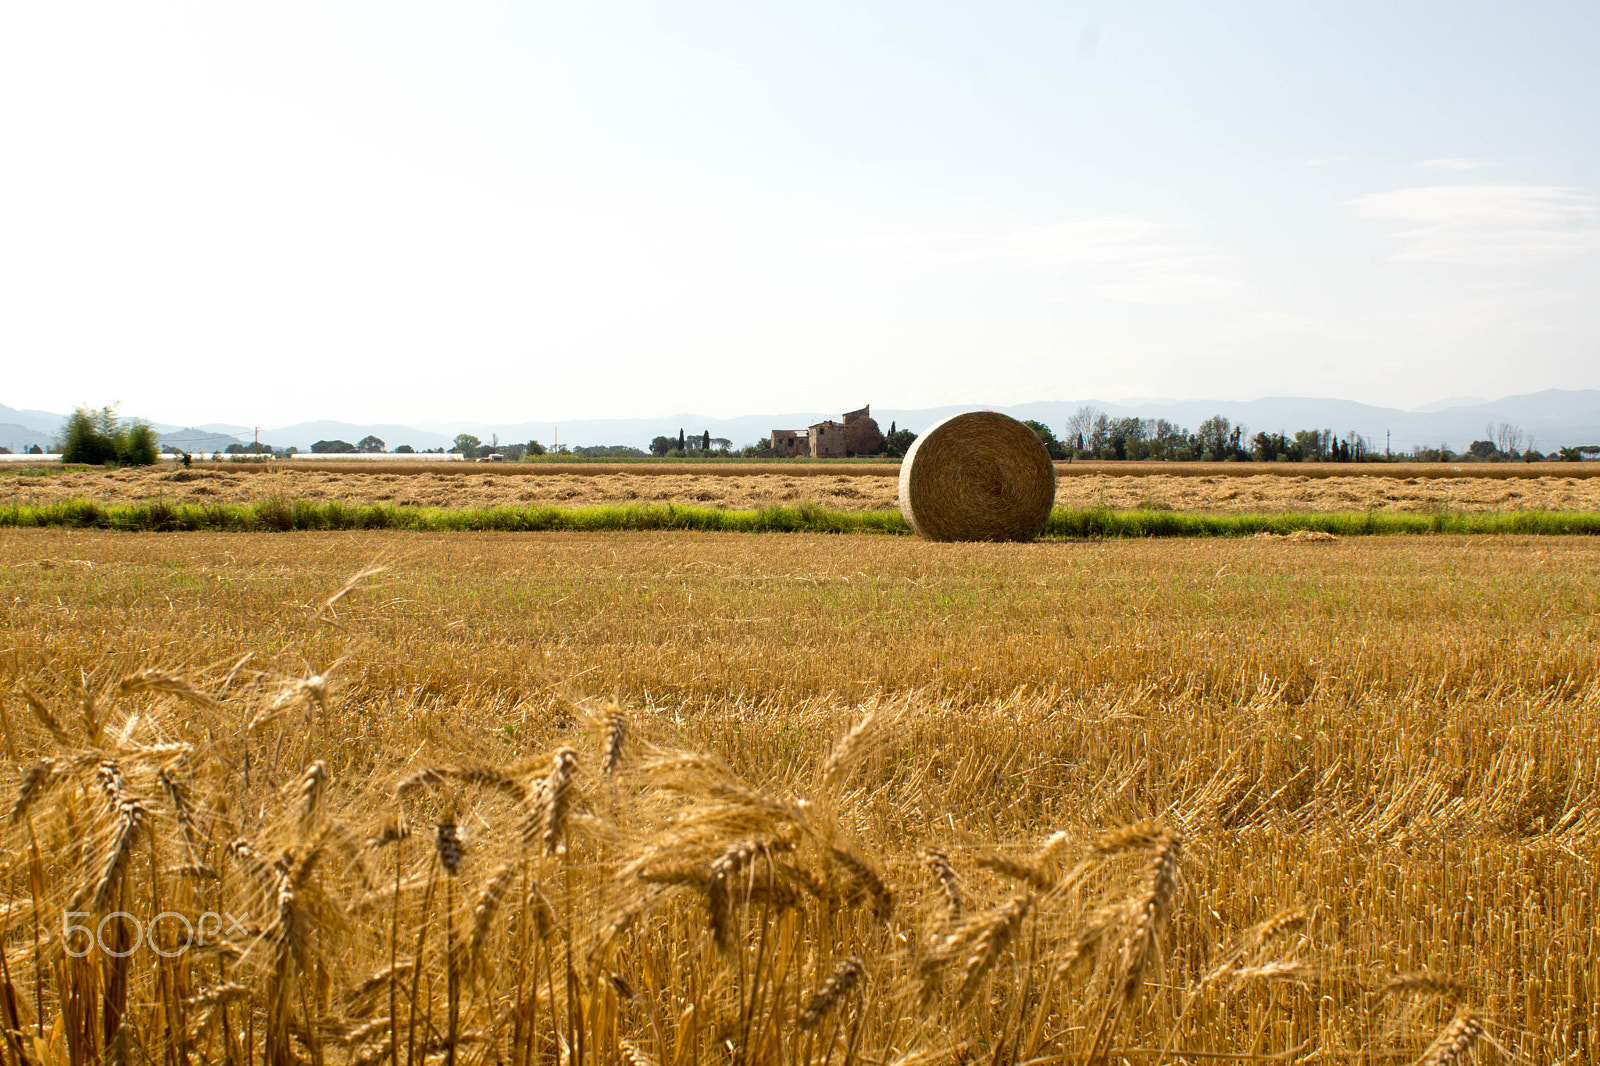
1416 1009 1484 1066
314 560 387 629
828 844 893 920
1091 820 1171 857
537 747 579 855
1116 827 1182 1005
269 840 327 967
820 708 876 788
367 814 410 849
708 838 763 952
1202 905 1309 987
466 861 518 962
298 760 329 832
19 686 73 746
921 849 963 919
9 757 65 824
435 820 465 876
117 668 220 708
971 851 1055 892
601 699 627 774
619 1039 658 1066
800 955 865 1029
77 760 149 912
1385 971 1465 1002
956 895 1031 1006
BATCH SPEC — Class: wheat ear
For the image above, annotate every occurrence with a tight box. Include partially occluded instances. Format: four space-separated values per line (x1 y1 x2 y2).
921 849 963 920
1417 1009 1483 1066
601 700 627 774
800 955 865 1029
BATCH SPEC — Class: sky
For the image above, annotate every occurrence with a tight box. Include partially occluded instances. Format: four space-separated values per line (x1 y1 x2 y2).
2 1 1598 428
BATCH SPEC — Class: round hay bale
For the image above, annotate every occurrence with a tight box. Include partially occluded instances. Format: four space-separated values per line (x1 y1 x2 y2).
898 411 1057 542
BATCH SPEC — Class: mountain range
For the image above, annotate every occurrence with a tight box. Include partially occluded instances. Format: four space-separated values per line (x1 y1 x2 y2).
4 390 1598 456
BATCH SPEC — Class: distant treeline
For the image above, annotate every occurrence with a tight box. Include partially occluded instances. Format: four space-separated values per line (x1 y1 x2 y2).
23 404 1598 467
1035 408 1599 464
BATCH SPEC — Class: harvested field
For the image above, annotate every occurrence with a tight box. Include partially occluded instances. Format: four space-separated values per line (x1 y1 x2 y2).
7 462 1600 514
2 527 1598 1061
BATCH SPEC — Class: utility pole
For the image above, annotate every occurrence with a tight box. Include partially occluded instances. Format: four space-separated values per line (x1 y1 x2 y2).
1386 429 1390 458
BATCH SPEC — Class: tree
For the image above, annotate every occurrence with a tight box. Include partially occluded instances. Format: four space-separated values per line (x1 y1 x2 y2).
524 440 546 457
451 434 483 459
1105 417 1147 460
60 406 119 464
1146 420 1191 460
845 415 886 457
649 436 674 457
357 435 386 453
394 444 415 453
1022 420 1067 460
1195 415 1233 461
572 444 647 457
311 439 358 454
678 429 686 451
884 428 917 459
710 437 732 454
702 430 711 453
60 404 159 465
1293 429 1326 462
1492 422 1524 457
1065 406 1098 455
1088 414 1111 455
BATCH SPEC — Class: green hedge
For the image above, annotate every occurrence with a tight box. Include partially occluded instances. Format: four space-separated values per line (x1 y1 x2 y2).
4 497 1599 537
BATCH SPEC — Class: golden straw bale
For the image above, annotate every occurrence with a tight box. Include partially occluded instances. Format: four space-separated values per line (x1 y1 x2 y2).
898 411 1056 542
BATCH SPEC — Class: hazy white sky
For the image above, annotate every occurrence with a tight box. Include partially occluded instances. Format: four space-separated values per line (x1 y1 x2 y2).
2 2 1597 427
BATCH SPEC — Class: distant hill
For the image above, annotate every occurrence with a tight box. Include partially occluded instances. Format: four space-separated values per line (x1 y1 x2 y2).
158 428 250 453
0 422 55 452
251 422 457 452
0 403 69 437
5 391 1599 456
0 403 248 454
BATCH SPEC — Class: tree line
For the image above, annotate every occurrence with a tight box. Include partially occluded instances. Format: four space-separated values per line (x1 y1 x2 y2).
271 420 1600 465
25 404 1600 466
1034 407 1595 464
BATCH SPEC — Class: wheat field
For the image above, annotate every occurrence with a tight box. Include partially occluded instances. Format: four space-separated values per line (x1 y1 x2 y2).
8 464 1600 516
2 527 1598 1064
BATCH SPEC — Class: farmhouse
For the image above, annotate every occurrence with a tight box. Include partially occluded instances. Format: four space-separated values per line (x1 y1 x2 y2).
768 405 884 458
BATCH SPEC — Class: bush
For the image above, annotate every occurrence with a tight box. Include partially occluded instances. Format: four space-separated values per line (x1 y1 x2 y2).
59 405 160 465
885 429 917 459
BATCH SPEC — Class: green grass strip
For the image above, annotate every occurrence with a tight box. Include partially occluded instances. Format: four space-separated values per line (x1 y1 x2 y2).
2 497 1598 536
